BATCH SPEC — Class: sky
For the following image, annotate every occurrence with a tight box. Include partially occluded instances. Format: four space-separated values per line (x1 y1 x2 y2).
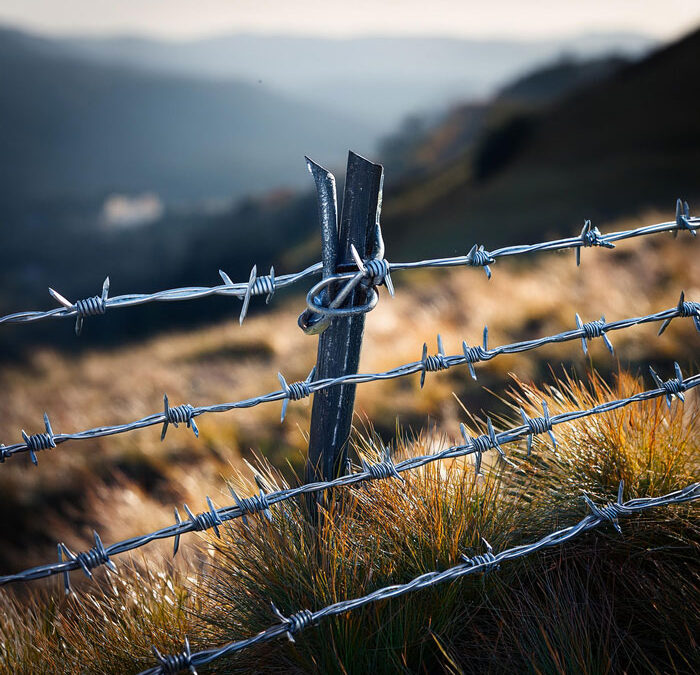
1 0 700 40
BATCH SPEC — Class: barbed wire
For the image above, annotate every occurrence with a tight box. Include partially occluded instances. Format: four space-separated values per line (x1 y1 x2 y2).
0 202 696 331
1 366 697 590
2 297 698 464
136 480 700 674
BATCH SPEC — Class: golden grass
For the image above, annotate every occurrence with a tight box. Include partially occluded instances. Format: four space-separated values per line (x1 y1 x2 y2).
1 368 697 674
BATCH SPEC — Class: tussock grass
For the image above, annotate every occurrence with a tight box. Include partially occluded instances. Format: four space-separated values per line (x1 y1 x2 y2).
1 368 698 674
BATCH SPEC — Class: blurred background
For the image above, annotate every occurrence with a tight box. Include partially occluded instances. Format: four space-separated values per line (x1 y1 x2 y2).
0 1 699 574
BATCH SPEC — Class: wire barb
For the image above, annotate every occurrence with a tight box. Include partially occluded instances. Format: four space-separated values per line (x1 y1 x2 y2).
582 480 626 534
360 444 404 482
57 530 116 594
465 244 495 278
461 537 499 571
228 481 273 525
271 604 315 643
461 326 490 380
350 244 395 296
519 400 557 456
420 334 450 388
576 220 615 266
49 276 109 335
172 497 222 557
576 313 614 355
161 394 199 441
649 362 687 409
21 412 56 466
657 291 700 335
278 367 315 422
152 637 197 675
675 198 695 237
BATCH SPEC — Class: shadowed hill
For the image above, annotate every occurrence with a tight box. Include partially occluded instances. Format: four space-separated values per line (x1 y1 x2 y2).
0 28 372 208
382 28 700 258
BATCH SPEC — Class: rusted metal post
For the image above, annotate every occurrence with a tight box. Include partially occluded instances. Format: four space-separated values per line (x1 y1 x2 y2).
304 151 384 486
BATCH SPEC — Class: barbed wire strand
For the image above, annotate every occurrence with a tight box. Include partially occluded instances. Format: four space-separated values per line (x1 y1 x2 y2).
1 367 697 589
136 480 700 674
2 298 698 463
0 208 696 329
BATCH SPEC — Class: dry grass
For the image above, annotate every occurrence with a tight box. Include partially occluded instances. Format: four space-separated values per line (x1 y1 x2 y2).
1 368 698 674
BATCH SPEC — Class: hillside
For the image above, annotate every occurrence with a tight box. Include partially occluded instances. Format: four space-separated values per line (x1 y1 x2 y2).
381 28 700 258
0 28 372 207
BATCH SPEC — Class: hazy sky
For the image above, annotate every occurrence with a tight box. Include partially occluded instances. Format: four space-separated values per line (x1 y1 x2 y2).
1 0 700 40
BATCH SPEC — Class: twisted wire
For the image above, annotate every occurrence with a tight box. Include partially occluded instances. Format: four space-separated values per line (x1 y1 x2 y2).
5 371 697 590
2 301 698 463
167 404 195 426
286 380 312 401
580 319 606 339
137 481 700 674
1 212 697 328
74 295 106 319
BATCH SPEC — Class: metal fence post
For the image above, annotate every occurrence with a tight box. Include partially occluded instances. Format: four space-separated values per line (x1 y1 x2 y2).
304 151 384 488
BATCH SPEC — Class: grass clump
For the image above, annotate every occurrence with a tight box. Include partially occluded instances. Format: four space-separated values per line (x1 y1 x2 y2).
0 368 698 674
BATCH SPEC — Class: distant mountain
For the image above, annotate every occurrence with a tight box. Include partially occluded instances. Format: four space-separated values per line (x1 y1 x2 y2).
0 27 372 208
58 31 655 132
380 27 700 258
378 54 628 178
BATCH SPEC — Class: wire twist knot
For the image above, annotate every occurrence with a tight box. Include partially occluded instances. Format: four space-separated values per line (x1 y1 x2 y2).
420 335 450 388
228 478 274 525
465 244 495 278
659 292 700 336
271 604 315 643
576 314 614 355
161 395 199 441
462 538 499 572
58 530 117 593
675 198 695 237
519 400 557 456
172 497 223 556
278 367 316 422
583 482 626 534
49 276 110 335
152 638 197 675
21 413 56 466
649 362 687 409
576 220 615 265
0 445 9 463
360 445 404 482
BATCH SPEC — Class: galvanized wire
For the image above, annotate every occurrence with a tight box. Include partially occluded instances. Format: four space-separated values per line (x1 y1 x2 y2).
0 209 696 329
136 480 700 674
2 299 698 464
1 369 697 590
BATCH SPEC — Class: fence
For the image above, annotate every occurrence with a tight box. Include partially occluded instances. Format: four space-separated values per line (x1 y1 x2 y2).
0 152 699 675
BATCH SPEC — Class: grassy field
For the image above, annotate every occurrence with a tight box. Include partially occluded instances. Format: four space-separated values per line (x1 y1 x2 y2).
0 210 698 673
